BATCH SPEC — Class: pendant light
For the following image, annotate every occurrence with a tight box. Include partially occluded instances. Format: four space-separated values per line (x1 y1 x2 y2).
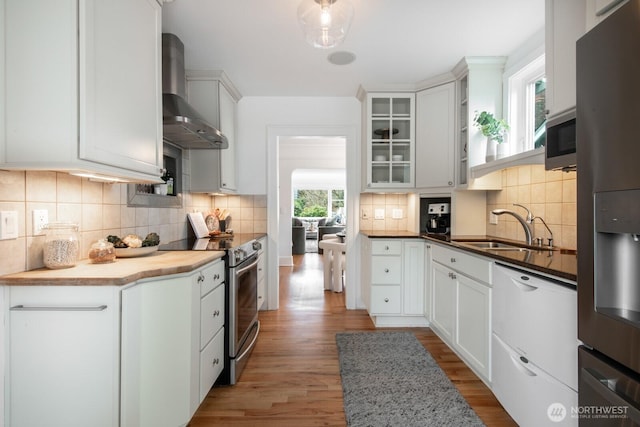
297 0 354 49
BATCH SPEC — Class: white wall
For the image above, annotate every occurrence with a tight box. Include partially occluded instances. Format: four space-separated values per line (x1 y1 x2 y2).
236 96 361 310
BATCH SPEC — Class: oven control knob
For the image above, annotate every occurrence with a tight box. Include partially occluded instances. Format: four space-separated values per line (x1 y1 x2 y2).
252 241 262 251
235 249 245 263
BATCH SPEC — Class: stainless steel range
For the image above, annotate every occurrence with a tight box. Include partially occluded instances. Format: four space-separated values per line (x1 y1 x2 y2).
159 233 262 385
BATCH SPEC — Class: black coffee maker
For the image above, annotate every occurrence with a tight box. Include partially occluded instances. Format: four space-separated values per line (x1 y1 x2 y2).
426 203 450 235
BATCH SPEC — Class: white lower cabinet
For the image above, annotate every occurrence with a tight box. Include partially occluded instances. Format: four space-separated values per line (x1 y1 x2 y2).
431 261 456 342
430 243 492 384
120 272 200 427
6 258 226 427
365 238 427 327
7 286 120 427
257 237 267 310
492 262 578 426
493 333 577 427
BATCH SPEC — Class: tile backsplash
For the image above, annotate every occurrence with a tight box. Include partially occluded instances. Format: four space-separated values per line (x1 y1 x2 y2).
0 170 266 275
487 165 577 249
359 193 409 231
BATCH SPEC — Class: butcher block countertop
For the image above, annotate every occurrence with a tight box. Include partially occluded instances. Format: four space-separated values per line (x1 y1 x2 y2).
0 251 225 287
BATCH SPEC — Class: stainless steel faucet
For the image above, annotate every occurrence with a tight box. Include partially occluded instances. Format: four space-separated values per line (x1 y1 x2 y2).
533 216 554 248
492 204 534 245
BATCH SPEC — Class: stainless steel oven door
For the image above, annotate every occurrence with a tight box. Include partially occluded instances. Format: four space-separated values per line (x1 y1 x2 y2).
228 253 259 359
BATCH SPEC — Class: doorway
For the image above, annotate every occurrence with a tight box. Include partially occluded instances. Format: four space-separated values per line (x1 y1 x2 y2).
266 126 359 311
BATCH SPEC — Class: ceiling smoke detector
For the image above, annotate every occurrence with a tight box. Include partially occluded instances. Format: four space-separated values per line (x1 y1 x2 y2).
328 51 356 65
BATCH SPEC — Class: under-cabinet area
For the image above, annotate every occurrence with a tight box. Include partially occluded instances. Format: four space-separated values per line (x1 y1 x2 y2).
361 233 579 425
1 253 225 427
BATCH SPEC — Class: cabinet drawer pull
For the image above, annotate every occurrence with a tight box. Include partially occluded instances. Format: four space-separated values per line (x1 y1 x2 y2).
10 304 107 312
212 310 221 317
212 358 220 365
213 273 220 281
197 273 205 283
450 257 456 263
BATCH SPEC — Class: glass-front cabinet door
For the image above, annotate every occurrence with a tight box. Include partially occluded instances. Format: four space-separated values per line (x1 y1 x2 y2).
366 93 415 189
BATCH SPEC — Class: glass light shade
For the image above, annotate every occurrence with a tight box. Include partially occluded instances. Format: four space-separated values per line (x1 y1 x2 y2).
297 0 354 49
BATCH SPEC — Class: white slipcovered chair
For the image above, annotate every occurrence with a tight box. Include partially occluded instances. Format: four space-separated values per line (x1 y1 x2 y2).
318 234 346 292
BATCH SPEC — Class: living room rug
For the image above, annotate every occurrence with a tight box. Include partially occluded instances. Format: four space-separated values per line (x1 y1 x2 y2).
336 331 485 427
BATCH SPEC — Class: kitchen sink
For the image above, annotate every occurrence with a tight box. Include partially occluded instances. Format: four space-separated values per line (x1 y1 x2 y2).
454 240 535 252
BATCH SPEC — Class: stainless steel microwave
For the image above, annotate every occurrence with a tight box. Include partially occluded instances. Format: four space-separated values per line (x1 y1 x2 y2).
545 108 576 170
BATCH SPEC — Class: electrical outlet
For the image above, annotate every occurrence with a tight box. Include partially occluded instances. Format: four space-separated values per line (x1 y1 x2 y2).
490 213 499 225
374 209 385 220
33 209 49 235
361 208 368 219
392 209 403 219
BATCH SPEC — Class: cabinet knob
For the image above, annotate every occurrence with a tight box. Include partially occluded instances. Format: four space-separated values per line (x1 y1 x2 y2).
451 273 457 279
197 273 205 283
212 310 220 317
385 245 389 250
213 273 220 280
384 298 389 303
212 358 220 365
448 181 453 186
384 268 389 273
450 257 456 263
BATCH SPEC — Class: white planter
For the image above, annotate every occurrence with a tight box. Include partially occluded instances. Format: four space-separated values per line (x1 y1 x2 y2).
485 137 497 162
497 142 509 159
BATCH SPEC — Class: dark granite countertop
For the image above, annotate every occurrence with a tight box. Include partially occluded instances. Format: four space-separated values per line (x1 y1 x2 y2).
361 230 577 283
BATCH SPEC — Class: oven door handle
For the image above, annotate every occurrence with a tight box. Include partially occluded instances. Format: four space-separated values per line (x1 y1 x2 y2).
236 321 260 363
236 257 259 277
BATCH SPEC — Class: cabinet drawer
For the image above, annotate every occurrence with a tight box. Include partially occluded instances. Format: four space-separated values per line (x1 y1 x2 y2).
200 327 224 402
432 244 491 284
370 285 401 314
371 256 402 284
199 259 225 297
200 284 224 349
371 240 402 255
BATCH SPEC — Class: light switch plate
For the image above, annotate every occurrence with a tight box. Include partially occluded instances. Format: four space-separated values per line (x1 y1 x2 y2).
374 209 385 220
0 211 19 240
392 209 403 219
490 213 499 225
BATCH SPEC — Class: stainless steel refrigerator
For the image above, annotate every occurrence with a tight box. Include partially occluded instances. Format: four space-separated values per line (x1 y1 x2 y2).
577 0 640 425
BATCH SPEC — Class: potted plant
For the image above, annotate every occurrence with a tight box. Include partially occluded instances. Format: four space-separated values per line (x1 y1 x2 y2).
473 111 510 162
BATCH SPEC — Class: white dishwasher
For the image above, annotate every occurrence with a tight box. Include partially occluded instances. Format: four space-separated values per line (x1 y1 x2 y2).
492 262 579 427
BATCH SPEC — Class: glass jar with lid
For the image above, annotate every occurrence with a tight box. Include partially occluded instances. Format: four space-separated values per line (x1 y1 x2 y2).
42 222 80 269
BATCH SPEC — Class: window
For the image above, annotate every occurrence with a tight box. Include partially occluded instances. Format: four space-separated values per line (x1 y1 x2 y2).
506 54 546 155
293 189 346 221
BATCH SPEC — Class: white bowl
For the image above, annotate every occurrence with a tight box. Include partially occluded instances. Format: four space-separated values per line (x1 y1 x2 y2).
374 155 386 161
392 155 403 161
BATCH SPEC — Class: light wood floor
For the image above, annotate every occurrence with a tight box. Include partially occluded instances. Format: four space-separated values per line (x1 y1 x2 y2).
189 253 516 426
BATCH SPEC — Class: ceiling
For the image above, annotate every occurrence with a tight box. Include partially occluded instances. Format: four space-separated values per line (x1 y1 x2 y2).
161 0 545 97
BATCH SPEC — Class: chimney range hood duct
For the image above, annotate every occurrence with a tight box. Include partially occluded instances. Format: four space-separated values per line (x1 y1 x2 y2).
162 33 228 149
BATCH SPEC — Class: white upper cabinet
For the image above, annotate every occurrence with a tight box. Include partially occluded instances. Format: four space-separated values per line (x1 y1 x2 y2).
415 82 455 190
2 0 163 182
187 71 240 193
453 57 505 190
545 0 586 117
364 93 415 190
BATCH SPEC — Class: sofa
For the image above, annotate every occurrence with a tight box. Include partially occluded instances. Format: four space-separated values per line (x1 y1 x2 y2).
292 218 306 254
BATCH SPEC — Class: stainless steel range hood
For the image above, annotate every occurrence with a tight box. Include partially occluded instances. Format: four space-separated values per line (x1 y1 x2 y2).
162 33 228 149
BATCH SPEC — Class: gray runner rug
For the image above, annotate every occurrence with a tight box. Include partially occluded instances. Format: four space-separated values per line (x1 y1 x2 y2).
336 331 485 427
